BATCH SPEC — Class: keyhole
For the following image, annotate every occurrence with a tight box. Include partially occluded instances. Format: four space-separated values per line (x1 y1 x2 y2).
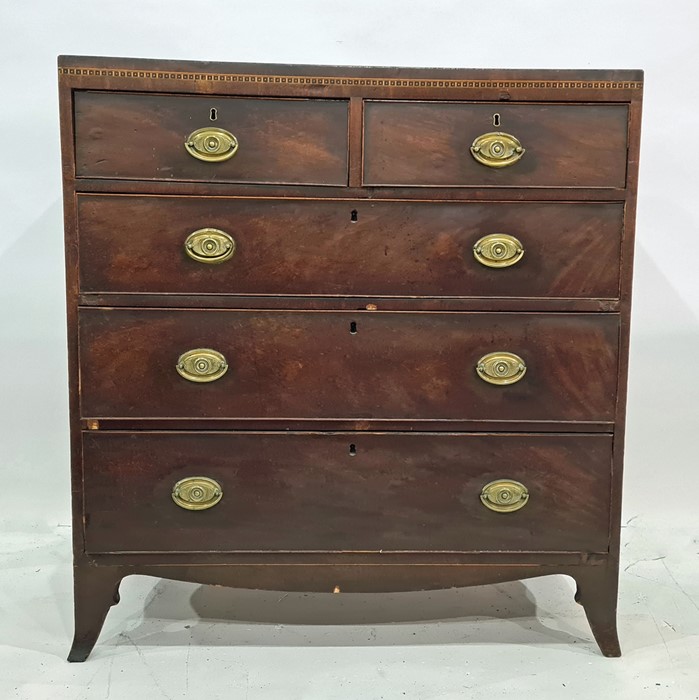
493 113 501 127
350 209 358 223
350 321 357 334
210 107 218 121
349 444 357 456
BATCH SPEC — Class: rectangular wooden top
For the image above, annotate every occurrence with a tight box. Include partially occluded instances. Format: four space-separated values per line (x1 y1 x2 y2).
58 55 643 101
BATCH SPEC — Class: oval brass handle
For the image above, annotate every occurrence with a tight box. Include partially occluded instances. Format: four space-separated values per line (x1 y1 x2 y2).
476 351 526 386
184 228 236 264
185 127 239 162
470 131 524 168
480 479 529 513
473 234 524 268
172 476 223 511
176 348 228 383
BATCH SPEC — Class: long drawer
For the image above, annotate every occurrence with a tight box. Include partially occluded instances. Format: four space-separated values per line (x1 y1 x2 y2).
82 431 613 554
363 101 628 188
77 195 624 299
78 309 619 422
73 91 349 185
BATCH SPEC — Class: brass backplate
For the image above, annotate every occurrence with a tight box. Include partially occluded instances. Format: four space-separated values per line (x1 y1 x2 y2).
176 348 228 383
184 127 238 162
184 228 236 264
476 351 526 386
172 476 223 511
480 479 529 513
470 131 524 168
473 233 524 268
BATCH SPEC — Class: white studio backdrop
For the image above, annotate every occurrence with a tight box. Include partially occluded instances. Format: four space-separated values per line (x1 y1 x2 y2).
1 0 698 532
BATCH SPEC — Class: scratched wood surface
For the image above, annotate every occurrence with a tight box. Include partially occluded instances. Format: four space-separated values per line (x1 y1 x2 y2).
77 195 624 299
82 431 613 554
59 58 642 660
74 92 349 185
78 308 619 423
363 102 629 188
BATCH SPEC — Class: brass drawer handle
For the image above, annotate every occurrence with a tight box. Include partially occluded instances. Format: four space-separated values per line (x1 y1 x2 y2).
185 127 239 162
470 131 524 168
184 228 236 264
473 233 524 268
480 479 529 513
176 348 228 383
172 476 223 511
476 351 526 385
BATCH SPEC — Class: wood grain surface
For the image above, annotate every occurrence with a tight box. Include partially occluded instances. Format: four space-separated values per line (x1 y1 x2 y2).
74 92 349 185
77 195 624 299
78 308 619 423
364 102 628 188
59 58 641 660
82 431 613 554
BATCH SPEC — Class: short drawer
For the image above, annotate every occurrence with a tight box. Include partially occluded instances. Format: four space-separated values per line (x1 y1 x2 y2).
363 101 628 188
82 431 613 554
78 195 623 299
78 309 619 423
74 91 349 185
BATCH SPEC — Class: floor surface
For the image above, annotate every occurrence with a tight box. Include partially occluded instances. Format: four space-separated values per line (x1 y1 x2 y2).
0 515 697 699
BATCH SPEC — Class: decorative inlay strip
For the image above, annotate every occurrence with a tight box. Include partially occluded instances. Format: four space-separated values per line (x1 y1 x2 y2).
58 67 642 90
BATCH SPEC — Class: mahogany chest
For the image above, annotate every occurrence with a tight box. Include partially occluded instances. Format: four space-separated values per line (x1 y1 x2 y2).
58 56 643 660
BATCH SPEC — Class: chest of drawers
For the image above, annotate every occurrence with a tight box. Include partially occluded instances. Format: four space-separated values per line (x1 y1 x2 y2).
58 56 643 660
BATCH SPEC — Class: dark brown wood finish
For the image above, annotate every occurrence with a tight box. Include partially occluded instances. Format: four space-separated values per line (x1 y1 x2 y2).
65 561 619 661
78 309 619 423
77 195 624 299
82 431 612 554
74 92 349 185
79 294 622 313
73 177 630 201
59 56 644 102
82 418 615 433
363 102 628 188
59 56 643 661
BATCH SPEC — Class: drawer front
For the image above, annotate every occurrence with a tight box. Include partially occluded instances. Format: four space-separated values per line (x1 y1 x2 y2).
74 92 349 185
363 102 628 188
82 431 612 554
79 309 618 422
78 195 623 299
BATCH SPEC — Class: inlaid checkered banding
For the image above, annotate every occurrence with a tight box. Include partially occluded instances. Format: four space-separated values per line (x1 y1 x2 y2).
58 67 643 90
